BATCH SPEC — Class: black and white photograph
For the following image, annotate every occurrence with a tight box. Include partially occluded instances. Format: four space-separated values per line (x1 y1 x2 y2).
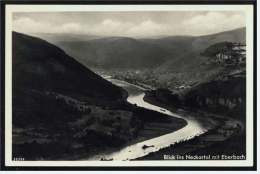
1 1 256 170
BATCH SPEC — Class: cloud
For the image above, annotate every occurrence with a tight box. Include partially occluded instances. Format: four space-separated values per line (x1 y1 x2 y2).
13 17 85 34
13 17 48 33
182 12 245 35
102 19 121 27
59 23 82 33
13 12 245 37
89 19 170 37
127 20 171 36
96 19 133 35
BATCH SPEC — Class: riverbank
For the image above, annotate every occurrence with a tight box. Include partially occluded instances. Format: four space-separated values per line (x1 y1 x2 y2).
82 107 188 160
59 103 187 161
136 93 245 160
128 106 188 145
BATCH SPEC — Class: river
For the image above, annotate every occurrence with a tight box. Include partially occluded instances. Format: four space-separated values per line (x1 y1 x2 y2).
88 78 211 161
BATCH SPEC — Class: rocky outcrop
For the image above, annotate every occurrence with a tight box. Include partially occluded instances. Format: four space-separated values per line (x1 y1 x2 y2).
146 70 246 119
180 71 246 118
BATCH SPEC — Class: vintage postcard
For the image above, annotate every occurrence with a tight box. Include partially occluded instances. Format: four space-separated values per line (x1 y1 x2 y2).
1 1 256 170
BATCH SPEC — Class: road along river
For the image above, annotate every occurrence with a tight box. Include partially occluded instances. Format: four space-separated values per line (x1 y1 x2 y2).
88 78 213 161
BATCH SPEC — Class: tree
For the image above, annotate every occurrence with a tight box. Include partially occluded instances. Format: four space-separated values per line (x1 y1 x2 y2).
202 42 246 65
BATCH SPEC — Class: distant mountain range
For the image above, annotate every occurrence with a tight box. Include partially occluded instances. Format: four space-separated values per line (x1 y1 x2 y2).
30 27 246 70
58 36 169 68
30 33 102 43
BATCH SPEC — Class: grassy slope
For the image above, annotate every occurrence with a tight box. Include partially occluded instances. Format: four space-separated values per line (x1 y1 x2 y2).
13 32 124 101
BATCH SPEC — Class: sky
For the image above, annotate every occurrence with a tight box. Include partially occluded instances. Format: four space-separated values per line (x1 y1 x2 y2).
13 11 245 38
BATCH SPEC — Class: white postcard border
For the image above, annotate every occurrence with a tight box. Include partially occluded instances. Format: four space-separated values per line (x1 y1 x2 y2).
5 4 255 167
